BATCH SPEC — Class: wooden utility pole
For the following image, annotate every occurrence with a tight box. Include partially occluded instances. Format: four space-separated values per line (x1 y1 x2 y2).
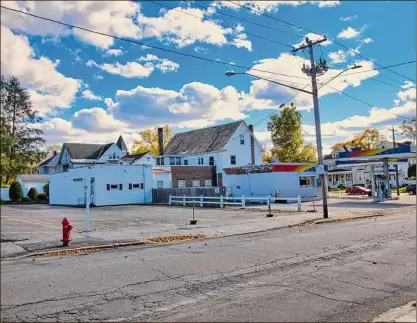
293 37 329 218
388 126 400 196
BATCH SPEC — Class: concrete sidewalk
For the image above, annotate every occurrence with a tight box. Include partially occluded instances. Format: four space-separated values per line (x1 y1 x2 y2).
372 301 416 322
2 199 415 259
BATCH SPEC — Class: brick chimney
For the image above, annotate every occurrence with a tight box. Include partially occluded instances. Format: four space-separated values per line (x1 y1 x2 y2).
248 124 255 165
158 127 164 156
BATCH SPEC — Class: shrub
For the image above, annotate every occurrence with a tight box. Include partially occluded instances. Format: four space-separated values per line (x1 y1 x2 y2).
37 193 48 200
28 187 39 200
22 197 30 201
43 183 49 197
9 182 23 202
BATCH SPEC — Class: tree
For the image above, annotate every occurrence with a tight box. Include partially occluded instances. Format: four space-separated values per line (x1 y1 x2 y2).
9 181 23 202
262 150 272 164
43 183 49 197
399 117 416 144
267 106 317 163
0 75 46 185
331 128 385 151
28 187 38 200
45 144 61 155
132 125 174 155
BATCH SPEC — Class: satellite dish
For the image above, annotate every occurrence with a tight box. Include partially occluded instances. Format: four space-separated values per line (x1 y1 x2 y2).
271 157 278 164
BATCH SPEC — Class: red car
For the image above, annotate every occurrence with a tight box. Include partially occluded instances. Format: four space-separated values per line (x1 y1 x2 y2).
346 186 372 196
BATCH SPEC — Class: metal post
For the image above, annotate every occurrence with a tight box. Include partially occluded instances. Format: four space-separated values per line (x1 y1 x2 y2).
183 195 186 207
200 195 203 207
267 194 273 217
371 165 376 200
220 195 224 208
241 195 245 208
383 159 390 198
85 178 90 232
389 126 400 196
297 195 302 212
169 194 172 206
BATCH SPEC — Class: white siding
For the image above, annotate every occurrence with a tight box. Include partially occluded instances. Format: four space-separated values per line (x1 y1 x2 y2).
153 172 172 189
60 148 71 164
97 144 125 163
131 153 154 165
223 171 321 198
49 165 153 206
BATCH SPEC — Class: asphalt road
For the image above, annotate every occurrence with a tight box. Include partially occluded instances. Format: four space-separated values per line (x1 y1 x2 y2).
1 213 415 322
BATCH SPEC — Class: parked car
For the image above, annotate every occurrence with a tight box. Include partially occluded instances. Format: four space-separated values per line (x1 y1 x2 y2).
406 183 416 195
346 186 372 196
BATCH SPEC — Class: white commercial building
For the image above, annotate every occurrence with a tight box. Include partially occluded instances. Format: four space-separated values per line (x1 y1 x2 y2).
49 165 153 206
222 163 323 199
17 175 49 197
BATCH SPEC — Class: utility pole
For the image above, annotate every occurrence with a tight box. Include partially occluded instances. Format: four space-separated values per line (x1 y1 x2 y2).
388 126 400 196
293 37 329 218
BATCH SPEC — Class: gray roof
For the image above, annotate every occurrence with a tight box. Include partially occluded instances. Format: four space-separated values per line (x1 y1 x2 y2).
116 135 128 152
164 121 243 155
18 175 49 183
39 153 58 167
59 143 112 163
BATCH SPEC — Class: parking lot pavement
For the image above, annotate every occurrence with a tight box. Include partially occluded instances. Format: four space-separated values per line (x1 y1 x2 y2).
1 195 415 257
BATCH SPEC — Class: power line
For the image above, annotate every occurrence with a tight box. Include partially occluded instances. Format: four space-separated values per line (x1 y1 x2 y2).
191 2 304 39
0 5 306 80
148 1 294 49
341 60 416 77
227 0 416 83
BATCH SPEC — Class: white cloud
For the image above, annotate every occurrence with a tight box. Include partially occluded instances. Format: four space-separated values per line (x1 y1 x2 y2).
398 88 416 101
81 90 102 101
232 33 253 51
328 50 347 64
1 1 141 49
362 37 374 44
110 82 247 128
0 26 80 116
138 54 180 73
340 15 357 22
72 107 128 132
337 27 362 39
293 33 332 48
106 48 124 56
316 1 340 7
87 60 154 78
402 81 415 89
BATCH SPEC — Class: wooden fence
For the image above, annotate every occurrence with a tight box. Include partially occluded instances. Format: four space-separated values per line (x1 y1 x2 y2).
152 187 226 204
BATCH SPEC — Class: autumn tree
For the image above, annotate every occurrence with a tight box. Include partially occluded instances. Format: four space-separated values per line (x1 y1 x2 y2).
331 128 385 151
0 75 46 185
267 106 317 163
132 125 174 155
399 117 416 144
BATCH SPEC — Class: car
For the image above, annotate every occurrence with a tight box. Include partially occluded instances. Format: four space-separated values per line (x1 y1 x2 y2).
346 186 372 196
406 183 416 195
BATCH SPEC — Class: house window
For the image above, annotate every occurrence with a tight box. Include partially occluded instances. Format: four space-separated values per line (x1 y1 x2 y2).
157 181 163 189
73 178 83 182
240 135 245 145
184 159 188 165
113 153 116 159
198 157 204 165
178 180 186 188
346 173 351 180
204 179 212 187
299 176 315 188
230 155 236 165
156 157 165 165
107 184 119 190
192 180 200 187
169 157 175 165
175 157 181 165
209 156 214 166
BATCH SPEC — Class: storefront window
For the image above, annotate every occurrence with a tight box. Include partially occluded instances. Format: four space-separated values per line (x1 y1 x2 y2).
299 176 315 188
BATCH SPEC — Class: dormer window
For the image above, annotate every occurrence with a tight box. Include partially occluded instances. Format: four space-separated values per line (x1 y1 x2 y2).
240 135 245 145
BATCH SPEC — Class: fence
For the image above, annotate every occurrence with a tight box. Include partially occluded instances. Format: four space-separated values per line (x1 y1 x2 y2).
169 194 302 211
153 187 226 204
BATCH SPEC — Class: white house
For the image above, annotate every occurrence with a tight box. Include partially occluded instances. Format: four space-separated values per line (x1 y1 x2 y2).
17 175 49 197
39 151 62 174
153 121 264 188
120 151 154 166
49 165 153 206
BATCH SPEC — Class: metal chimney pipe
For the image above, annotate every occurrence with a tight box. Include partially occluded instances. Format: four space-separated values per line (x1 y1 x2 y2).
248 124 255 165
158 127 164 156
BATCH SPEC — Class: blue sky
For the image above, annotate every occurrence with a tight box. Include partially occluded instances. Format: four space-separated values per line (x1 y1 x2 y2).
1 0 416 153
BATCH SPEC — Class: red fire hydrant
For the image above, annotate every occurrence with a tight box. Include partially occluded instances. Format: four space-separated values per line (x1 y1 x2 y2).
62 217 73 246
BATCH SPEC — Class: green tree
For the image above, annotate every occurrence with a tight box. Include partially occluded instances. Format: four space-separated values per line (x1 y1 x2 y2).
9 181 23 202
0 75 46 185
132 125 174 155
331 128 385 151
267 106 317 163
28 187 38 200
43 182 49 197
399 117 416 144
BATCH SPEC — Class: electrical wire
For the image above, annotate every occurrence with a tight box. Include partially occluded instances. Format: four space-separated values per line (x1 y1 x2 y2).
228 0 416 83
0 5 307 80
148 1 294 49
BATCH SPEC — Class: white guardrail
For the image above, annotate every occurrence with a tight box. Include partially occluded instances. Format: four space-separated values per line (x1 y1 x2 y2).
169 194 302 211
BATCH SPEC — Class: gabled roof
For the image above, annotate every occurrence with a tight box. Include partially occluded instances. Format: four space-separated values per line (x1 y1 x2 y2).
59 143 113 163
116 135 128 152
164 121 243 155
18 175 49 183
39 153 59 167
121 151 150 162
